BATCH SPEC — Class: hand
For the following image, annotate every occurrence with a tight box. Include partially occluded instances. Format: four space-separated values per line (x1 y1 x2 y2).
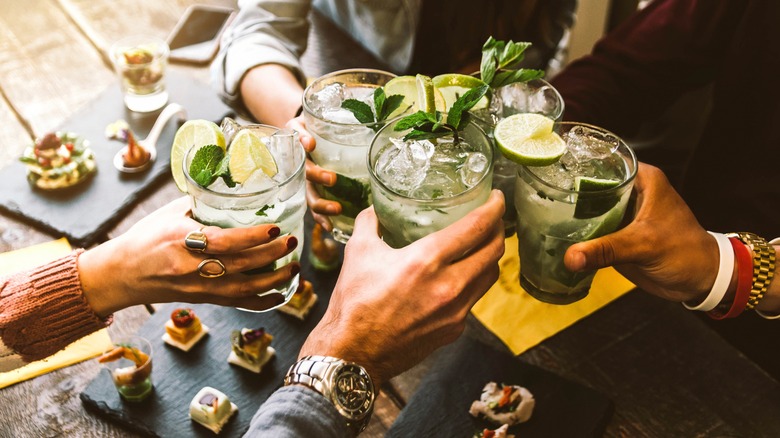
563 163 718 303
78 197 300 316
300 190 506 387
286 116 340 231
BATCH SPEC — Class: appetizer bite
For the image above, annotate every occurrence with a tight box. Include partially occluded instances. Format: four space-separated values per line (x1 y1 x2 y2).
162 308 209 351
189 386 238 434
469 382 535 426
227 327 275 373
106 119 154 172
97 341 153 402
277 280 318 320
475 424 515 438
19 131 97 190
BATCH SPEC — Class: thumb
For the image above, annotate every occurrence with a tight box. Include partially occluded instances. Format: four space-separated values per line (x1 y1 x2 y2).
348 206 382 245
564 229 634 272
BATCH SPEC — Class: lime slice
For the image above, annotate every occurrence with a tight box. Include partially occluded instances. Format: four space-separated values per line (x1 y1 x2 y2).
575 176 621 192
170 120 226 192
494 113 565 166
432 73 490 111
383 76 446 118
228 129 278 184
574 176 623 219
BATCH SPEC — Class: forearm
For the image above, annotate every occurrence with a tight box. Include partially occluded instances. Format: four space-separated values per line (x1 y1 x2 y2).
245 386 348 438
241 64 304 126
0 250 109 370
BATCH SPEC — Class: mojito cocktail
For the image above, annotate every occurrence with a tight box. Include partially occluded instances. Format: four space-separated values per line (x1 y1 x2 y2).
368 116 493 248
182 122 307 308
514 122 637 304
303 69 399 243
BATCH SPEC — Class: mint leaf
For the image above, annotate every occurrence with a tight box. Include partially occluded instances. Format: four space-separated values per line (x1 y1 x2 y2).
373 88 386 120
498 41 531 70
395 111 437 131
188 145 224 187
480 37 544 88
381 94 405 121
318 173 371 218
214 155 236 188
341 99 375 124
403 129 452 142
491 69 545 88
448 84 489 130
255 205 273 217
480 37 501 86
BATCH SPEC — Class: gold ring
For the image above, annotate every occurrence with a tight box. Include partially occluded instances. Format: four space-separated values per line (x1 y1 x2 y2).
198 258 226 278
185 227 208 253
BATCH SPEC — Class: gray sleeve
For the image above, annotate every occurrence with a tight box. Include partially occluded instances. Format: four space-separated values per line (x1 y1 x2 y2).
211 0 312 108
244 386 350 437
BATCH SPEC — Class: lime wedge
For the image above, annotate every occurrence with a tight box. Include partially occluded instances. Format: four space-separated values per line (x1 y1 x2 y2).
228 129 278 184
415 74 439 114
171 120 226 192
575 176 621 192
494 113 565 166
574 176 623 219
383 75 445 118
432 73 490 111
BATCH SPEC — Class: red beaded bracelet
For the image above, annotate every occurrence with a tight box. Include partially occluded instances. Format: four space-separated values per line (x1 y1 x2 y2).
708 237 753 320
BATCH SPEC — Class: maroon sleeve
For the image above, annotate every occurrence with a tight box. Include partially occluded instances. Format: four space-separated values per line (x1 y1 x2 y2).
552 0 746 136
0 249 111 364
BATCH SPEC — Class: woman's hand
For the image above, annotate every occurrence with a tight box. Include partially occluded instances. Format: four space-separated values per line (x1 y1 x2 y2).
78 197 300 316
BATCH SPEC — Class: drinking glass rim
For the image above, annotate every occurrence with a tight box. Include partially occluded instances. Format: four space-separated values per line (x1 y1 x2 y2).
302 68 407 128
182 128 306 198
520 122 638 195
368 117 494 202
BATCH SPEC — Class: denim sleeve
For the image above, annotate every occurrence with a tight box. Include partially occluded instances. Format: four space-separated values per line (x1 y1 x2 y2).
243 386 350 437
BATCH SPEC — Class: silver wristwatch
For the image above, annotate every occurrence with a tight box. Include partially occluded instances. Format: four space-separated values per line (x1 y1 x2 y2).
284 355 375 435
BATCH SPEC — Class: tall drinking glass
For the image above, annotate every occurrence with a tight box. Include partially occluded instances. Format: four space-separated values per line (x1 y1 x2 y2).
183 123 307 309
303 69 399 243
368 116 493 248
475 78 564 234
514 122 637 304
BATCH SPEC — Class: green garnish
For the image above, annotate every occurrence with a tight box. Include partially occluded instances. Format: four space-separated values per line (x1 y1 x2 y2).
341 88 405 132
394 84 489 143
318 173 371 218
480 37 544 88
189 144 225 187
255 205 273 217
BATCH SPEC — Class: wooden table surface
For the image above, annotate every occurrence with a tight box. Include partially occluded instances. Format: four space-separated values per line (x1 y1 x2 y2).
2 2 780 437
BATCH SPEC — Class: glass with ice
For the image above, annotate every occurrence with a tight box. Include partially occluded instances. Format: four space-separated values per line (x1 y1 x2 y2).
514 122 637 304
368 116 494 248
302 69 401 243
182 121 307 308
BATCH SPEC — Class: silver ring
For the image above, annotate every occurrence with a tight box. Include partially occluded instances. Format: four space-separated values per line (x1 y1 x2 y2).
185 228 208 253
198 258 226 278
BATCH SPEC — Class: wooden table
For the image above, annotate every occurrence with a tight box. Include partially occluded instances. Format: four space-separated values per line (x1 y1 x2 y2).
2 2 780 437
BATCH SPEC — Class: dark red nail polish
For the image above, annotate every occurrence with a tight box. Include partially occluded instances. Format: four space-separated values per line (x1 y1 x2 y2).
268 226 281 238
290 263 300 276
287 236 298 250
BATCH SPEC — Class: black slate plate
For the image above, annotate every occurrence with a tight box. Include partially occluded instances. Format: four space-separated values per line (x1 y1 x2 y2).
80 230 342 438
0 71 232 247
387 336 613 438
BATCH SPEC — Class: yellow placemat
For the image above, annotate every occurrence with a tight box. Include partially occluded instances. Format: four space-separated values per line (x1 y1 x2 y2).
0 238 112 389
471 234 635 355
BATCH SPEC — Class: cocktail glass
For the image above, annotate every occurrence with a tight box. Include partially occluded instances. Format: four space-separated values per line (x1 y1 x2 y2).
475 78 564 235
102 336 153 402
109 35 169 113
368 116 494 248
514 122 637 304
183 122 307 309
302 69 402 243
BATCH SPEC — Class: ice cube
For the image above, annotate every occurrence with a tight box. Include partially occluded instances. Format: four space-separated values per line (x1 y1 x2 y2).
564 125 620 161
375 139 434 193
412 168 460 199
322 108 360 124
237 169 276 194
458 152 489 187
308 83 348 116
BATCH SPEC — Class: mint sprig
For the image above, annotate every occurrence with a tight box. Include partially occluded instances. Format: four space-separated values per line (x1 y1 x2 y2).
480 37 544 88
189 145 235 188
341 88 405 132
394 84 489 143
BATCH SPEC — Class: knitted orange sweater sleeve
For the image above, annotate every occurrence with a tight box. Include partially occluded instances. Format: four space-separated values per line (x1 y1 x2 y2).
0 249 111 365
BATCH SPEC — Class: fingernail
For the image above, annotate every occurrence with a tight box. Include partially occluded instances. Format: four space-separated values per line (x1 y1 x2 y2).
325 204 340 215
287 236 298 250
290 263 300 276
268 226 281 238
570 252 587 271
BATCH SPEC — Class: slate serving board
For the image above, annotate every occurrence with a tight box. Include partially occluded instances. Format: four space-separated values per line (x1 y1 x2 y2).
0 71 232 247
387 335 613 438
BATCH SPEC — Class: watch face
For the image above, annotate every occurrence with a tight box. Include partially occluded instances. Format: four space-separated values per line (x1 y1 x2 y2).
334 364 374 418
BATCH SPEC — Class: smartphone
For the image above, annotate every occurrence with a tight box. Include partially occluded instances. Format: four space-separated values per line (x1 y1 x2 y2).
167 5 235 64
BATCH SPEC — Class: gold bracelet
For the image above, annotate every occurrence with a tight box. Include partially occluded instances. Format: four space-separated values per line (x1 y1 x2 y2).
727 232 776 310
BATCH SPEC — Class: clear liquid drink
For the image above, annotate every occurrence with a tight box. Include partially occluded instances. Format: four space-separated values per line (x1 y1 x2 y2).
514 122 637 304
368 117 493 248
303 69 399 243
183 123 307 309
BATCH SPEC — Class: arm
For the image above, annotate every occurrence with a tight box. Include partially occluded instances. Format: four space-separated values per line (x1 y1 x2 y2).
552 0 745 136
211 0 311 122
564 164 780 314
0 197 297 371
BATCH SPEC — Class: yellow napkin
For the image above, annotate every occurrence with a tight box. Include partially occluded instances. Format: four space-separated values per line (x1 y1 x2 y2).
471 234 635 355
0 238 112 389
